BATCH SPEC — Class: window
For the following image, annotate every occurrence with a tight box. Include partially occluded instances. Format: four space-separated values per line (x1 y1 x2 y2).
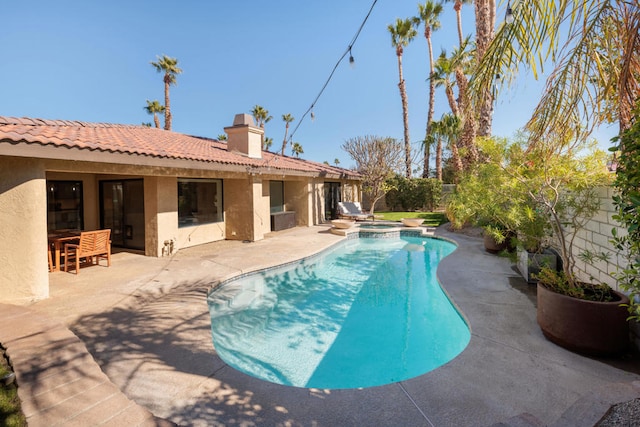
178 179 223 227
270 181 284 214
47 180 84 232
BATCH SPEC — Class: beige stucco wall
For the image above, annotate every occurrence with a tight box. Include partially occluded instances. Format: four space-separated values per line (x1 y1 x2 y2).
227 177 271 241
255 178 270 238
285 180 312 226
0 157 49 303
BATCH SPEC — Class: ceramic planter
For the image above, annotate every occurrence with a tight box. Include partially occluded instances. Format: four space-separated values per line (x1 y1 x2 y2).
401 218 425 227
483 233 508 254
537 283 630 356
331 219 355 229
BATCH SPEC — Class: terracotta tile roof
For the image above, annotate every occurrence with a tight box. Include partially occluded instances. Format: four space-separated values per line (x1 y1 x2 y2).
0 116 359 178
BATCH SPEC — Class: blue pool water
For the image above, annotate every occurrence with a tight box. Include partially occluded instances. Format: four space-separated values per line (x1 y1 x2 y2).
207 236 469 389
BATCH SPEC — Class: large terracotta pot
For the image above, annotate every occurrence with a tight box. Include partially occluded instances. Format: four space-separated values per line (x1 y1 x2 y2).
537 283 630 356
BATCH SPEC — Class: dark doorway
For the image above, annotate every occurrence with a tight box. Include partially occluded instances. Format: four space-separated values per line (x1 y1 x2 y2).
324 182 342 220
100 179 145 250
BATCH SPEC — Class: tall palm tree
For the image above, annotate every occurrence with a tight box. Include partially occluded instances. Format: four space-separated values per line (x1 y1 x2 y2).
416 1 444 178
473 0 497 137
433 51 460 116
433 50 464 176
143 100 165 129
388 17 418 178
449 39 478 168
291 142 304 158
150 55 182 131
281 113 295 155
251 105 272 149
444 0 496 138
470 1 640 146
429 120 443 180
445 0 473 46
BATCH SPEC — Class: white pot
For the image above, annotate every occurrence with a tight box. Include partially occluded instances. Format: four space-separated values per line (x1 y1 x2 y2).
401 218 425 227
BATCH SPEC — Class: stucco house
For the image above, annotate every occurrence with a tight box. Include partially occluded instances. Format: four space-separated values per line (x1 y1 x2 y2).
0 113 362 303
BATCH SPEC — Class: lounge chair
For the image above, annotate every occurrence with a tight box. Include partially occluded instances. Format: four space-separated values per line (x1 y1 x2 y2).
337 202 374 221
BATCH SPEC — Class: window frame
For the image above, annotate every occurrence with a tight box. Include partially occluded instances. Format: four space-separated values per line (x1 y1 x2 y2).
177 178 223 228
47 180 84 232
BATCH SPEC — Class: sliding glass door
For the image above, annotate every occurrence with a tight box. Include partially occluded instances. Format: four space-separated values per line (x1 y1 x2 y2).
100 179 145 250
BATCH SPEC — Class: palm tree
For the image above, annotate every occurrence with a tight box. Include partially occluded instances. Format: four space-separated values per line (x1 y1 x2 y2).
473 0 496 137
445 0 473 46
150 55 182 131
449 39 478 168
334 158 340 167
251 105 272 149
264 137 273 151
251 105 272 128
217 134 227 141
432 50 462 176
143 100 165 129
433 51 460 116
438 113 463 181
291 142 304 158
388 17 418 178
416 1 444 178
429 120 443 180
281 113 295 155
470 1 640 146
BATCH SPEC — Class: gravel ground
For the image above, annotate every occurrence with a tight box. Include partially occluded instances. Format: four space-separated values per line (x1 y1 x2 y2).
596 398 640 426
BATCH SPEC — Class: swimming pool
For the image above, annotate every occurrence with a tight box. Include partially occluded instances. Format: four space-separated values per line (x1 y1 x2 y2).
207 235 469 389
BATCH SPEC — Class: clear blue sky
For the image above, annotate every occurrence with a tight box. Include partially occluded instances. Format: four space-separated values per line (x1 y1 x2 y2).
1 1 617 169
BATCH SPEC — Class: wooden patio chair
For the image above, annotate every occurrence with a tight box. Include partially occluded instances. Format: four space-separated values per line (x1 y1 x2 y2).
64 229 111 274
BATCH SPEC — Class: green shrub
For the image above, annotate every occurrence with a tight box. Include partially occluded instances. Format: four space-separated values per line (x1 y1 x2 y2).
385 175 442 211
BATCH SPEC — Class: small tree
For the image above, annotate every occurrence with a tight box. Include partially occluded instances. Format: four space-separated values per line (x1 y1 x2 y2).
481 136 611 296
611 105 640 319
341 136 404 216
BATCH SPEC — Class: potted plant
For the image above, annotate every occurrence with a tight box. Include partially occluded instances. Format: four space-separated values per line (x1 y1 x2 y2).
520 144 627 355
513 203 559 283
482 136 628 355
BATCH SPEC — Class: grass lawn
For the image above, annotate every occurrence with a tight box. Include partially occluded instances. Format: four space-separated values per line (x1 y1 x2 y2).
1 352 26 427
375 211 448 227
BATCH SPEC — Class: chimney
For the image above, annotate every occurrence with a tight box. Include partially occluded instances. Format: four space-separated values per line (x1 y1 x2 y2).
224 114 264 159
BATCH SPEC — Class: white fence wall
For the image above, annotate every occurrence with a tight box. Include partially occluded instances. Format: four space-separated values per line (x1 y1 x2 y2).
572 186 627 291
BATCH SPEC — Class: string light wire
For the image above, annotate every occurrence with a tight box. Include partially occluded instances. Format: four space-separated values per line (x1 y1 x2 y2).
287 0 378 145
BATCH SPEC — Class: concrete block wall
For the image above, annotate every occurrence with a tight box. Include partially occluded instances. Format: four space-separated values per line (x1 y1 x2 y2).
572 186 627 290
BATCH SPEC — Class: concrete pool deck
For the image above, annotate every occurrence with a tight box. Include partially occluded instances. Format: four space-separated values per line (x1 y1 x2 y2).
3 224 640 426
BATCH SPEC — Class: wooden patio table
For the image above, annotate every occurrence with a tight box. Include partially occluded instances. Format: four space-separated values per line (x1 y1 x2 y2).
48 230 80 272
